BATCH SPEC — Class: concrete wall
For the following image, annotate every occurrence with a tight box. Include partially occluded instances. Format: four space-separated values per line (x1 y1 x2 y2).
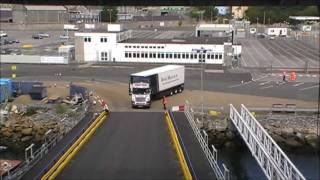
26 10 67 24
75 36 85 63
0 55 68 64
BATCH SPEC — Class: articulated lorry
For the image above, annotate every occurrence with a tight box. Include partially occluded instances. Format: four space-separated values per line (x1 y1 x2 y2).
129 65 185 108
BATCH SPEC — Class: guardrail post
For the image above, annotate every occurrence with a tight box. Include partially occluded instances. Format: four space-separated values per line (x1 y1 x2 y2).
25 143 34 164
211 145 217 162
223 163 230 180
202 130 208 145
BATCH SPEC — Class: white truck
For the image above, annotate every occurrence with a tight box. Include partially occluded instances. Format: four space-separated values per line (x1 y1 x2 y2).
129 65 185 108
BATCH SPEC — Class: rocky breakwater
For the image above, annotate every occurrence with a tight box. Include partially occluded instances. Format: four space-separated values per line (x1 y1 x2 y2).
0 114 65 152
257 113 319 150
196 111 319 150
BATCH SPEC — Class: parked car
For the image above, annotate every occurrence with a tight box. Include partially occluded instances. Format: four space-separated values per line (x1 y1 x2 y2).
59 35 69 39
4 38 19 44
38 32 50 38
10 49 22 55
0 31 8 37
32 34 43 39
0 48 11 54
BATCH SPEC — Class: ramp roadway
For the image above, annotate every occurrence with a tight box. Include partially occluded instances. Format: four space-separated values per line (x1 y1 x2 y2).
57 112 181 179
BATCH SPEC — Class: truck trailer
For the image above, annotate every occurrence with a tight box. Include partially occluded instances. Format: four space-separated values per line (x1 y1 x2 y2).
129 65 185 108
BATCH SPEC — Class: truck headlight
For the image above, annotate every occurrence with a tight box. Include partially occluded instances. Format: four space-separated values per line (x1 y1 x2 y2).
132 96 135 101
146 96 150 101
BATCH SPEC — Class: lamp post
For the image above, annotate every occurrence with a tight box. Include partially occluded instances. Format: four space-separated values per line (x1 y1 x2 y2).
192 47 212 122
107 9 113 23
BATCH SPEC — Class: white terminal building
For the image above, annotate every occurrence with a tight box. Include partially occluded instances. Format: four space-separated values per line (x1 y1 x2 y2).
74 24 241 68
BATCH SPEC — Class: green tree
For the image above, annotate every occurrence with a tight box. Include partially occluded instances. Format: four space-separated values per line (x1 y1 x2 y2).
245 6 319 25
101 6 118 23
189 6 218 22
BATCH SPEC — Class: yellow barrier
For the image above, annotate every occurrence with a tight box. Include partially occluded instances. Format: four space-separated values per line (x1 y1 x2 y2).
165 112 192 180
22 44 33 49
41 112 107 180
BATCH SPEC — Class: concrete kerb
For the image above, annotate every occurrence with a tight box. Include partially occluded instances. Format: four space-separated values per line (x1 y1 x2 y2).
40 111 107 180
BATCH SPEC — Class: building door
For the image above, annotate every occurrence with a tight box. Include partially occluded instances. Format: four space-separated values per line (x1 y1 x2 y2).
279 30 283 36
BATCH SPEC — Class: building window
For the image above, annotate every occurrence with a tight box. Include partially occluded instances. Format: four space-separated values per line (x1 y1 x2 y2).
166 53 169 59
149 46 152 48
101 52 108 60
153 46 156 49
202 54 205 59
145 53 148 58
215 54 218 59
125 52 128 58
211 54 214 59
207 54 210 59
174 53 177 59
128 52 132 58
100 37 107 43
137 53 140 58
219 54 222 59
84 37 91 42
157 53 161 58
182 53 186 59
194 54 197 59
125 46 128 48
128 46 131 48
133 46 136 48
153 53 156 58
161 53 164 58
137 46 140 48
141 53 145 58
157 46 161 49
133 52 136 58
186 53 189 59
161 46 164 49
169 53 173 59
190 54 193 59
141 46 144 48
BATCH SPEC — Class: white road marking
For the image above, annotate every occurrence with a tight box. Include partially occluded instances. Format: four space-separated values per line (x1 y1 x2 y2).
306 74 311 77
299 84 320 91
229 81 252 88
293 82 304 87
312 75 317 78
259 81 271 86
260 85 274 89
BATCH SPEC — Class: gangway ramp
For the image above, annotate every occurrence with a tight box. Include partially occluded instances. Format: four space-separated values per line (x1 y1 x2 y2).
57 112 181 179
171 112 217 180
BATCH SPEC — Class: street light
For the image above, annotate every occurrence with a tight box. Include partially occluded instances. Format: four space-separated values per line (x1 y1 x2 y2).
192 47 212 122
107 9 113 23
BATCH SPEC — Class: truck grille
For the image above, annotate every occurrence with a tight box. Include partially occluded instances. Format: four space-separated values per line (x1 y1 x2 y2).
135 97 145 102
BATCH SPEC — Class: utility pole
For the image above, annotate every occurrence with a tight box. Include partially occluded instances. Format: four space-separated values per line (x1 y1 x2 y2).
263 11 266 25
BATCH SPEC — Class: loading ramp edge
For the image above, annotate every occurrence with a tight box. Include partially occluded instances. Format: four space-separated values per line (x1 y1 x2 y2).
40 111 108 179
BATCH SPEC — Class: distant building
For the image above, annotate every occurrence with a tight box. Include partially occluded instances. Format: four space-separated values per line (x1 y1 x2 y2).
66 6 102 23
13 5 67 24
231 6 248 19
216 6 230 16
74 24 240 69
0 8 12 22
195 24 233 38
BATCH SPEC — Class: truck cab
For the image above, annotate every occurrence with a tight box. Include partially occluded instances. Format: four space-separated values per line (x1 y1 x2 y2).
130 76 151 108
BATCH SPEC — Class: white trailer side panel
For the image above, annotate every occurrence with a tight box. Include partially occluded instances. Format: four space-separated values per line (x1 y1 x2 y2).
158 66 184 92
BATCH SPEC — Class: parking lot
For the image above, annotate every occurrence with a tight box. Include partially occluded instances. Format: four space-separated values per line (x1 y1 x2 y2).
132 30 194 39
1 30 74 55
240 38 320 69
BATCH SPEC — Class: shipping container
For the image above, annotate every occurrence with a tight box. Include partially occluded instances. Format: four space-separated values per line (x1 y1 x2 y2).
69 84 88 98
0 78 12 95
29 86 47 100
12 81 43 95
0 82 10 103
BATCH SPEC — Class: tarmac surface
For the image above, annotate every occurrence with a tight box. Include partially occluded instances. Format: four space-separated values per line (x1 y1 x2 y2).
0 63 318 101
240 38 319 69
58 112 182 180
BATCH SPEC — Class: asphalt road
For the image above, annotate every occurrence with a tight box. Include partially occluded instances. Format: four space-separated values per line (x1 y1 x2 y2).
0 64 318 101
58 112 181 180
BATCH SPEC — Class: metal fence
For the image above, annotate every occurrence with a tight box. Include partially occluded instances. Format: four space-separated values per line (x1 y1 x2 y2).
184 100 229 180
1 103 89 180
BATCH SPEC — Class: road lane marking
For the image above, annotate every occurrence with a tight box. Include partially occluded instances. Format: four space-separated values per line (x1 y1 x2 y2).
260 85 274 89
259 81 271 86
229 81 252 88
293 82 304 87
299 84 320 91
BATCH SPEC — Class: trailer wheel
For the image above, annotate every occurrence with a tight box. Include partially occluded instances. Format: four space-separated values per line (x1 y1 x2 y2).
170 91 173 96
174 89 178 94
178 88 182 93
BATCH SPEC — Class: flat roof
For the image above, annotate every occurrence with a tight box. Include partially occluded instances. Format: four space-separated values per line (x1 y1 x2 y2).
24 5 66 11
132 65 183 76
121 37 229 45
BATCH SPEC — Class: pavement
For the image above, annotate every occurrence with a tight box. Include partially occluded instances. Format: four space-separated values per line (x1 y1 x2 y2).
57 112 182 180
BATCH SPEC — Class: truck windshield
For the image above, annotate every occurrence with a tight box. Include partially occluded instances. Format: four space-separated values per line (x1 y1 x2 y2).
132 88 150 94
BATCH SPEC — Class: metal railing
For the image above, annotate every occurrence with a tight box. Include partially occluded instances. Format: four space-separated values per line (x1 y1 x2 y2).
229 104 306 180
185 100 229 180
1 104 89 180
